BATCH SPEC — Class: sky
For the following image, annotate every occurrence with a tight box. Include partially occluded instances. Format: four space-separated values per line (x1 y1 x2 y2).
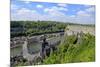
11 0 95 24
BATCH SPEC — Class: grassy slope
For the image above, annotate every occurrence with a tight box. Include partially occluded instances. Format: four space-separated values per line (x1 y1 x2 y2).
43 33 95 64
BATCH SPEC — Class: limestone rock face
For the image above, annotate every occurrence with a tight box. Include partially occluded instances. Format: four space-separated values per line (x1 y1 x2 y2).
64 25 95 36
63 25 95 44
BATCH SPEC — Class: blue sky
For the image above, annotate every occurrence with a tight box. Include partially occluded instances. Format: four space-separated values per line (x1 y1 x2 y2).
11 0 95 24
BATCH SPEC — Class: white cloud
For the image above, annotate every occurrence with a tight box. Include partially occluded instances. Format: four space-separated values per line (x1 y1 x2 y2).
11 6 68 22
11 4 19 10
11 7 95 24
73 9 95 24
44 6 68 12
70 15 75 18
58 3 67 7
36 4 43 8
43 6 68 22
11 8 40 21
75 6 95 24
44 8 50 12
19 0 31 4
86 7 95 12
44 7 57 12
11 3 95 24
17 8 36 15
48 9 65 17
24 1 30 4
59 7 68 11
77 10 91 17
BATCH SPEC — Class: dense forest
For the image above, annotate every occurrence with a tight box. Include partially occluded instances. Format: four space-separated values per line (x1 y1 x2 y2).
11 21 67 37
11 21 95 38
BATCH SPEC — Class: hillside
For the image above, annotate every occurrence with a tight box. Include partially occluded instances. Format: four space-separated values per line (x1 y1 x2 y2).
43 26 95 64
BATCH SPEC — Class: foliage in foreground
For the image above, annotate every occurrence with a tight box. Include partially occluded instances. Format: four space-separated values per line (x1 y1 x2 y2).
43 33 95 64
